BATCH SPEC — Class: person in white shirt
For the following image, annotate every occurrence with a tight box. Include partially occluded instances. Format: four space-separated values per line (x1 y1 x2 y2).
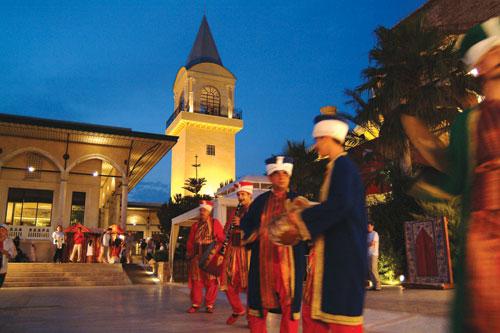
52 225 65 263
86 239 94 263
98 228 112 263
0 225 17 288
367 222 381 290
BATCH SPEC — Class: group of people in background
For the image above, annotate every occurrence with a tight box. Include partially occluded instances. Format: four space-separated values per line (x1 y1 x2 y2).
50 225 137 264
183 18 500 332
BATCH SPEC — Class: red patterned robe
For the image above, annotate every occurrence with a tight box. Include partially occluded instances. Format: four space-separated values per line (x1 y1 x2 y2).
186 217 224 308
219 207 248 291
219 207 249 315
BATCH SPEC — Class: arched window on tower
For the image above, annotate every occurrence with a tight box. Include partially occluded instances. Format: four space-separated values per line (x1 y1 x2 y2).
200 86 220 115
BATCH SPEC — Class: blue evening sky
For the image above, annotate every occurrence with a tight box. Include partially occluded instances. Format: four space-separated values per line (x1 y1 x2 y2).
0 0 426 202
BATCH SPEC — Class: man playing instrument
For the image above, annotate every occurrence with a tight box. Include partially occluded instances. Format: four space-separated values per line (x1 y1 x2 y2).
282 107 368 333
241 156 307 333
186 200 224 314
220 181 253 325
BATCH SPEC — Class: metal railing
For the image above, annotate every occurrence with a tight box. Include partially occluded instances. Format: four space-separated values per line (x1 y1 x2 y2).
166 107 243 129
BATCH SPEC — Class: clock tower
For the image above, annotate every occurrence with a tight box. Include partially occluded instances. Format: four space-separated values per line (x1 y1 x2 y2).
166 16 243 197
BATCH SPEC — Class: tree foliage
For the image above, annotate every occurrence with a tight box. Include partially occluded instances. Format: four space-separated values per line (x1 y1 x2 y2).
346 17 479 160
344 18 478 279
282 140 327 201
182 177 207 195
217 178 234 191
368 162 424 280
157 193 212 240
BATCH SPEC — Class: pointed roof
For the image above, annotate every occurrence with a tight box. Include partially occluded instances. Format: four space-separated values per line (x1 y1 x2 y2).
185 16 224 69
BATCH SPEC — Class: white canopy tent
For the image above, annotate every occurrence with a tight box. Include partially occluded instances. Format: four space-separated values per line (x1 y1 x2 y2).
169 208 199 282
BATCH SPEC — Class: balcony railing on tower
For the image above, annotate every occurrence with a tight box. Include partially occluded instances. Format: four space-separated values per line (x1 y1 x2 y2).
166 107 243 129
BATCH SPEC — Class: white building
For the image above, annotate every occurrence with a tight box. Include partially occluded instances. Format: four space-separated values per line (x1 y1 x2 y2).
0 113 176 261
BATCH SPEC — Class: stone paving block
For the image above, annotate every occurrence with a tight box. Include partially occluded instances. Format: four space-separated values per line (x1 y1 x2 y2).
0 284 449 333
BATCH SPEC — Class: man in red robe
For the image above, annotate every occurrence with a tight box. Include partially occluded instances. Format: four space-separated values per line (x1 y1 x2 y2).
220 181 253 325
186 200 224 313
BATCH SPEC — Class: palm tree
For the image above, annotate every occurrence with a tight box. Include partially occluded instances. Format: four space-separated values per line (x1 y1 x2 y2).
182 177 207 196
346 17 479 171
282 140 327 201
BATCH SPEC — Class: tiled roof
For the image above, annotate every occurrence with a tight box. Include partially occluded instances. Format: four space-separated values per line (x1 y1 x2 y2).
185 15 224 69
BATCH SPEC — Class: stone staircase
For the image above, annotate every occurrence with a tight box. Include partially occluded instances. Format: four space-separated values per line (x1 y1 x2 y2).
4 263 132 288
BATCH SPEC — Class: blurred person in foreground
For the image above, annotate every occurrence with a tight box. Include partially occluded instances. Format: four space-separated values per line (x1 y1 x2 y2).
409 17 500 333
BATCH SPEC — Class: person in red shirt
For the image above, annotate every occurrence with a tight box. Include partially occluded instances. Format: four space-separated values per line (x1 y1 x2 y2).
186 200 224 314
69 227 85 263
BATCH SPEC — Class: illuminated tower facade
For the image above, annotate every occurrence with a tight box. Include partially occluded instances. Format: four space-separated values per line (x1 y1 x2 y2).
166 16 243 197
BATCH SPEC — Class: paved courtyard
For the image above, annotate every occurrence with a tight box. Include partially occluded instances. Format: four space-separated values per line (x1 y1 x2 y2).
0 284 452 333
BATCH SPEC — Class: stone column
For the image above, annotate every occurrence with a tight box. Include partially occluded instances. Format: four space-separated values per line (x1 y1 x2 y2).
227 85 233 118
188 78 194 112
146 214 151 238
103 202 110 228
114 195 121 227
120 181 128 231
58 173 68 226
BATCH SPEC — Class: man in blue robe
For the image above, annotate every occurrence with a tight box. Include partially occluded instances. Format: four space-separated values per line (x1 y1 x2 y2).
241 156 307 333
284 108 367 333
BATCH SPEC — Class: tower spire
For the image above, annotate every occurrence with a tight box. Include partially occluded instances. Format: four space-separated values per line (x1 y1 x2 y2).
185 15 223 69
